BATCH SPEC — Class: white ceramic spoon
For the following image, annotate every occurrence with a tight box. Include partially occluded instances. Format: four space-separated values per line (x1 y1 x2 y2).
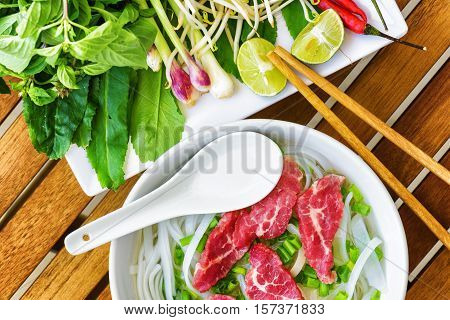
65 131 283 255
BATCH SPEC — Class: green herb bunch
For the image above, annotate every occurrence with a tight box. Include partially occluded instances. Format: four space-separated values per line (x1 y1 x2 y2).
0 0 185 190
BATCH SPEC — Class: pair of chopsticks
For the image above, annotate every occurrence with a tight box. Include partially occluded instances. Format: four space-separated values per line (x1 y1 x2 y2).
267 46 450 250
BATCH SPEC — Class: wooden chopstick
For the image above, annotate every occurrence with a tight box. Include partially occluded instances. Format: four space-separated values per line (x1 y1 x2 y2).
267 50 450 250
274 46 450 186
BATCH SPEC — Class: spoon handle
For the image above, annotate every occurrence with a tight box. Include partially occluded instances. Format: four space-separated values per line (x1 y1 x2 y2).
64 182 185 255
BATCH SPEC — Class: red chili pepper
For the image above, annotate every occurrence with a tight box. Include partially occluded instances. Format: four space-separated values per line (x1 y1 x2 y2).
317 0 426 50
328 0 367 22
317 0 366 33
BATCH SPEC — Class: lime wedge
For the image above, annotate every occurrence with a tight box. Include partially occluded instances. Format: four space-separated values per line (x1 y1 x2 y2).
291 9 344 64
237 38 287 96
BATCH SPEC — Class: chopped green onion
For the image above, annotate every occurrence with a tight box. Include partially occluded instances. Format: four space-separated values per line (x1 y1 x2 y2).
319 283 330 297
232 266 247 275
341 184 349 197
287 235 302 249
371 289 381 300
347 241 360 263
196 234 208 253
227 280 238 292
277 247 291 264
335 291 348 300
283 240 297 256
348 184 363 202
174 245 184 265
375 247 384 261
208 216 219 230
304 277 320 289
351 202 371 216
346 260 355 270
337 265 351 283
180 234 194 247
181 290 191 300
295 271 305 284
303 265 317 279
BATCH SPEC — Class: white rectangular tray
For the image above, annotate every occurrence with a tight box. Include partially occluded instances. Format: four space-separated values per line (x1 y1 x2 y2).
66 0 407 196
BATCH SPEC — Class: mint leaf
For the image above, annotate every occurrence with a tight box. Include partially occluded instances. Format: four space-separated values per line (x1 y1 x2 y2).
87 67 131 190
23 76 91 159
130 68 185 162
0 77 10 94
73 101 97 148
282 1 309 39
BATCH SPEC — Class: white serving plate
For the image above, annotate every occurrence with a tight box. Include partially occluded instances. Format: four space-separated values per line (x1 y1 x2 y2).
109 119 408 299
66 0 407 196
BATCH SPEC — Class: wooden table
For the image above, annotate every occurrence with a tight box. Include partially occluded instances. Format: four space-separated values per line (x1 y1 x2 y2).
0 0 448 300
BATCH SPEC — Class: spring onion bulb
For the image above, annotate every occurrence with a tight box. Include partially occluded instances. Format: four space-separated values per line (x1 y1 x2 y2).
346 237 382 299
147 46 162 72
351 215 386 291
290 248 306 277
333 192 353 265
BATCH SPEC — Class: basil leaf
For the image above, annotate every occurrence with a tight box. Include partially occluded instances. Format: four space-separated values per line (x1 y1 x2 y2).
82 63 112 76
0 35 37 73
22 55 47 76
0 13 18 35
34 43 62 57
69 21 117 61
73 101 97 147
126 17 156 51
0 77 10 94
72 0 92 26
41 26 64 46
28 86 58 106
87 67 131 190
130 68 185 162
281 1 309 39
57 65 79 89
118 3 139 27
91 28 147 69
139 8 156 18
23 76 91 159
17 0 61 38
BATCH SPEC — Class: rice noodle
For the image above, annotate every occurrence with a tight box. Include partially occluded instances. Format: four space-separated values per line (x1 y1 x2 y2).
136 246 146 300
346 237 382 299
237 274 248 299
182 214 215 294
158 222 175 299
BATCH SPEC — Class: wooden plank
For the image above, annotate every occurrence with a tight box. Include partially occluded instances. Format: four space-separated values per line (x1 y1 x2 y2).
0 77 20 123
406 249 450 299
368 64 450 270
316 0 449 145
22 176 139 300
97 285 112 300
0 160 91 299
399 153 449 270
0 116 48 217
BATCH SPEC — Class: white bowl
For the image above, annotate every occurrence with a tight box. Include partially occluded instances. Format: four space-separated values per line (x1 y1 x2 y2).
109 119 408 300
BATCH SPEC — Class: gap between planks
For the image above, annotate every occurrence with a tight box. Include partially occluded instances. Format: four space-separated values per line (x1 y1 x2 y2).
4 0 440 300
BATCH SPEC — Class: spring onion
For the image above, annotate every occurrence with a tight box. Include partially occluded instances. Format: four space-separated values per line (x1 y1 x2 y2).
375 247 383 261
319 283 330 297
196 234 208 253
304 277 320 289
180 234 194 247
337 265 351 283
277 246 291 264
232 266 248 275
303 265 317 279
149 0 211 92
147 45 162 72
352 202 371 216
335 291 348 300
347 240 360 263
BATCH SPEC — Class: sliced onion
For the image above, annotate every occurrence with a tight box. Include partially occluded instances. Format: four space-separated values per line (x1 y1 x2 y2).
287 223 300 237
237 274 248 299
346 237 382 299
351 216 386 291
333 192 352 265
290 247 306 277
